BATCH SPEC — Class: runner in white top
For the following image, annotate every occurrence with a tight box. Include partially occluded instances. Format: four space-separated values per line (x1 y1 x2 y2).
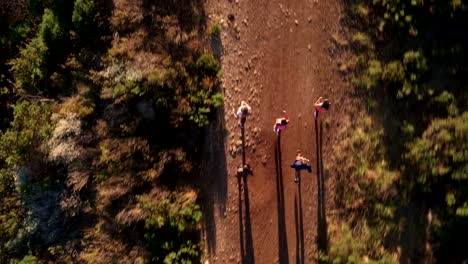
233 101 252 127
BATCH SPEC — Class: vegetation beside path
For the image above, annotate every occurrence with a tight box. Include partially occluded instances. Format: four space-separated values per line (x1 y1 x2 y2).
2 0 467 263
327 1 468 263
0 0 222 263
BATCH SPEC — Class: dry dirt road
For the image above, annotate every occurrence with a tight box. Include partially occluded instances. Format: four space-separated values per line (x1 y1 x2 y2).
200 0 349 263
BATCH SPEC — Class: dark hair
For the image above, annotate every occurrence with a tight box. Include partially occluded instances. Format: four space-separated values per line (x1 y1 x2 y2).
322 99 330 109
281 119 288 125
241 106 249 114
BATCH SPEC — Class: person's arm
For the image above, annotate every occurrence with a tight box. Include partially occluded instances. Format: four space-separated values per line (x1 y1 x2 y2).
233 108 239 119
282 110 289 120
244 101 252 113
314 97 324 107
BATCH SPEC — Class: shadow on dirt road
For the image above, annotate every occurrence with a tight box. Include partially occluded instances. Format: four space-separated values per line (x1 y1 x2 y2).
201 105 228 257
294 170 305 264
315 118 328 263
237 124 255 264
237 171 255 264
275 133 290 264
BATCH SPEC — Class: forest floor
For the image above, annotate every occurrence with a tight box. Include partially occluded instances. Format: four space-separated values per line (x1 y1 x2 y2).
199 0 354 263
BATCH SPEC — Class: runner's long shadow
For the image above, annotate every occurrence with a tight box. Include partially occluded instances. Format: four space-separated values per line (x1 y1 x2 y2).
275 133 289 264
315 118 328 262
241 124 247 167
294 170 305 264
238 125 255 264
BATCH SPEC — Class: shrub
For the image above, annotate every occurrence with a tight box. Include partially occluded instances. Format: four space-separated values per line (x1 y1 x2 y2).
325 222 397 264
0 180 23 262
9 37 48 94
325 223 367 264
335 117 399 205
356 60 382 90
17 253 38 264
345 0 468 262
209 22 222 37
140 191 202 264
40 9 67 60
196 53 220 77
351 32 372 48
352 3 369 17
58 94 95 118
407 113 468 188
9 22 32 45
382 61 405 83
72 0 98 40
0 100 53 166
187 90 223 127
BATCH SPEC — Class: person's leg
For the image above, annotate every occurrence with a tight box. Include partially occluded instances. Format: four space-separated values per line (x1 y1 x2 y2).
277 126 283 135
241 116 246 127
314 110 318 120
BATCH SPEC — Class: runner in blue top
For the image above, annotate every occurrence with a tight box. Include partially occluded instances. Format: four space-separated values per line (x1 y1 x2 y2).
291 150 312 182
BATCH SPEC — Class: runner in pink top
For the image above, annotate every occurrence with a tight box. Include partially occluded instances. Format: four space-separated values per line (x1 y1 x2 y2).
273 110 289 134
314 96 331 120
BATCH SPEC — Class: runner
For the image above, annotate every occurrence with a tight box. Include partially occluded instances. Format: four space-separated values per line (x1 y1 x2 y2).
273 110 289 134
291 150 312 182
233 100 252 127
314 96 331 120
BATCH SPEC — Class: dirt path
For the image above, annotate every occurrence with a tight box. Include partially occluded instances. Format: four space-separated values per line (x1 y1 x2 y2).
201 0 347 263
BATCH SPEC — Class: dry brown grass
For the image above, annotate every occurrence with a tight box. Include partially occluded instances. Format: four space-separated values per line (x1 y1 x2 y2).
99 138 151 164
95 119 109 139
139 187 171 206
60 191 83 217
116 206 148 225
66 171 90 192
59 84 95 115
99 185 130 202
180 190 198 207
79 228 149 264
97 173 145 213
111 0 143 33
47 113 83 164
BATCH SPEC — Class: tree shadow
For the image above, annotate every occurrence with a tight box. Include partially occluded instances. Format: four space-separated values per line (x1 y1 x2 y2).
294 170 305 264
210 34 223 61
275 133 290 264
315 118 328 262
135 0 226 258
399 203 430 264
200 104 228 258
